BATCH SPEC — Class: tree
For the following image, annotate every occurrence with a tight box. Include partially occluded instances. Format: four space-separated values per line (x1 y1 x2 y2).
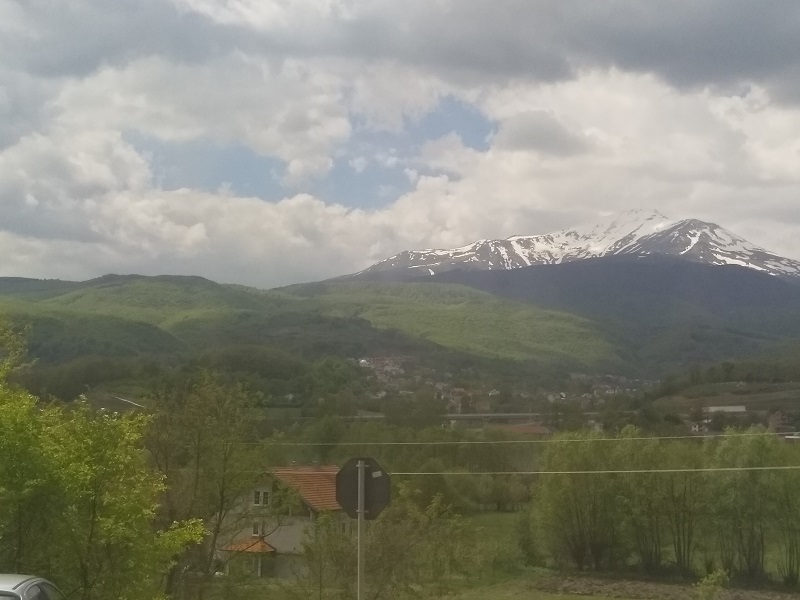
0 381 58 574
46 402 203 600
536 431 622 570
517 505 538 566
0 318 27 380
662 441 708 575
772 443 800 586
614 426 666 573
711 427 780 580
144 371 268 598
289 485 474 600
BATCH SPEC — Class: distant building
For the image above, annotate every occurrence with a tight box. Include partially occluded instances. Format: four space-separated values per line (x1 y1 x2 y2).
690 422 708 434
704 405 747 414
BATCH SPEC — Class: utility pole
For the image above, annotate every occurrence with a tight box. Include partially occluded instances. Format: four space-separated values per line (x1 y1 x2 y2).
357 459 365 600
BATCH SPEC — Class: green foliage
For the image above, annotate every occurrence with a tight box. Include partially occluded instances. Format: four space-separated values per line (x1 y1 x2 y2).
0 317 27 379
383 392 447 429
269 420 537 513
144 371 274 597
614 426 666 573
0 322 199 599
536 431 623 570
47 402 204 599
534 426 800 585
516 506 539 567
694 570 728 600
15 355 144 401
710 427 780 580
0 385 202 599
290 484 477 600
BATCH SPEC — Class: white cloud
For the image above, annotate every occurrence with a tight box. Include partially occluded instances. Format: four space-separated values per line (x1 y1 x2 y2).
52 55 352 185
2 2 800 287
5 68 800 286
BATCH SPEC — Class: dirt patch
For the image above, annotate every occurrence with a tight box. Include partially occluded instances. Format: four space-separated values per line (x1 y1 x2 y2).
532 574 800 600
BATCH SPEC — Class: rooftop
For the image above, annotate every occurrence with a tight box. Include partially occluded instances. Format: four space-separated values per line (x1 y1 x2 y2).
272 465 341 513
223 539 276 554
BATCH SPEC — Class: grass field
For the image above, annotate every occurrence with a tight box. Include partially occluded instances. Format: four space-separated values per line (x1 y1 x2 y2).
467 511 520 546
446 580 637 599
655 381 800 413
215 580 640 600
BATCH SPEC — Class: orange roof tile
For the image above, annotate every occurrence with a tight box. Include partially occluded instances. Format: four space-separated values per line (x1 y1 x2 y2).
224 538 276 553
271 465 341 512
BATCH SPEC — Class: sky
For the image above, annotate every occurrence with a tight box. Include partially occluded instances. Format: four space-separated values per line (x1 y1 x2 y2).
2 0 800 288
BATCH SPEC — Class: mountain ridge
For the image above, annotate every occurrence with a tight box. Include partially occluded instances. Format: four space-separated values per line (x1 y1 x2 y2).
352 209 800 280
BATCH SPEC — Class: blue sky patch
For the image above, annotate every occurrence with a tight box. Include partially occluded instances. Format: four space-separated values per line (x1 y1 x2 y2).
409 95 494 152
123 96 493 209
125 133 287 200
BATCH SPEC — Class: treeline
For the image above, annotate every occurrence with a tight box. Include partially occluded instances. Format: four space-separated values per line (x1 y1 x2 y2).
656 350 800 397
534 427 800 584
268 418 540 512
12 344 368 405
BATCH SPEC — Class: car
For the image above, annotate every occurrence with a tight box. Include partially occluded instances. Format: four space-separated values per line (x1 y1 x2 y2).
0 575 66 600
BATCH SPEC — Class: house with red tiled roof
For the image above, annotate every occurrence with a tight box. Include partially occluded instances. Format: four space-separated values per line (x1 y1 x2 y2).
218 465 346 578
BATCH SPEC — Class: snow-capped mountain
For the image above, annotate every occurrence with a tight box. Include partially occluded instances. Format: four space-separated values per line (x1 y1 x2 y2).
354 209 800 279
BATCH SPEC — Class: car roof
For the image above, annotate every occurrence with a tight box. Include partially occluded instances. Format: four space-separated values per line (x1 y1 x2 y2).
0 574 38 590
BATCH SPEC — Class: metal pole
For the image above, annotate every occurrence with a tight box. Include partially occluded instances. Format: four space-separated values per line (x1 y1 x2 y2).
357 459 365 600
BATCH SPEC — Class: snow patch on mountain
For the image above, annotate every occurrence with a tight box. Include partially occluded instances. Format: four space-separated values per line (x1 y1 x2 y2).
354 209 800 280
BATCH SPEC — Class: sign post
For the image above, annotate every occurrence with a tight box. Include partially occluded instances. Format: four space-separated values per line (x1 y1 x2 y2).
357 459 365 600
336 457 391 600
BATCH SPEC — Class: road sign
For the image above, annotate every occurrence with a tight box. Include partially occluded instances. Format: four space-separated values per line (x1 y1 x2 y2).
336 457 391 520
336 458 392 600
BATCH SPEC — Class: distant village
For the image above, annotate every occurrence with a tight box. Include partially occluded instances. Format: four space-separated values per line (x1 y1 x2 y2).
348 355 800 438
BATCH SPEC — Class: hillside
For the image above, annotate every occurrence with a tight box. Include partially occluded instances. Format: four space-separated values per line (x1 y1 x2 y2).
0 275 444 363
429 255 800 373
0 274 620 401
3 260 800 401
281 281 619 367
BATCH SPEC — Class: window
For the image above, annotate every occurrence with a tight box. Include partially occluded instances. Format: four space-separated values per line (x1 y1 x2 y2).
252 521 260 536
25 585 45 600
40 584 67 600
253 489 269 506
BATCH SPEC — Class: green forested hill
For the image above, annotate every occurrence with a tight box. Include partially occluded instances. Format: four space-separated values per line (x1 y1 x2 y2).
0 275 620 400
0 275 617 367
4 265 797 402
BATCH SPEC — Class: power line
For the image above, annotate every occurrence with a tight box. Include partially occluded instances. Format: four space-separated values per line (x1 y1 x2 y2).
390 465 800 476
251 431 784 446
184 464 800 477
150 430 786 447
